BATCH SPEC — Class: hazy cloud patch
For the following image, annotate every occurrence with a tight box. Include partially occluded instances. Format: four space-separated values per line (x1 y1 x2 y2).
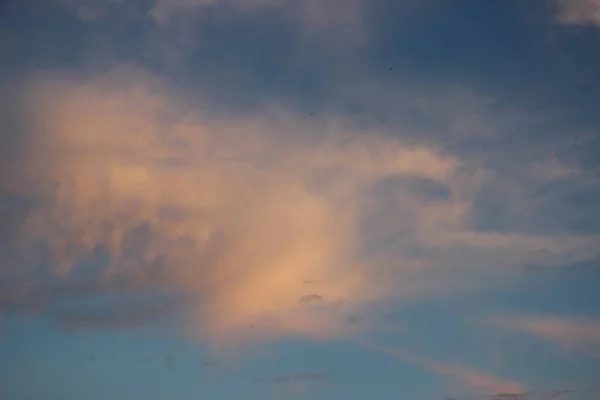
554 0 600 28
368 343 525 395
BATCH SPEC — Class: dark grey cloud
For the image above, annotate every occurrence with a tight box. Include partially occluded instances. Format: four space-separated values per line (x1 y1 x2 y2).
51 301 176 332
0 77 32 268
299 294 325 304
0 265 186 336
270 371 332 384
367 175 453 203
77 353 97 361
539 390 574 399
203 358 235 374
469 159 600 236
0 189 32 258
0 268 176 311
488 394 529 400
163 353 176 369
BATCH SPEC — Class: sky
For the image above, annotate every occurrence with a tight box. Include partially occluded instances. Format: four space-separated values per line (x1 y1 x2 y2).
0 0 600 399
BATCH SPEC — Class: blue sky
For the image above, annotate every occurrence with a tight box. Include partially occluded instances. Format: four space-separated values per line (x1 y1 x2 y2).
1 1 600 399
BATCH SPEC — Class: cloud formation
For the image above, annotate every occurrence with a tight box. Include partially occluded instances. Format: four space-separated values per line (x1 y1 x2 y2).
1 65 598 346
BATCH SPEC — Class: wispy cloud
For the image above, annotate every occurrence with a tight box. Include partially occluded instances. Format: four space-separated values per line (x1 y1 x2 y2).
0 65 593 344
366 343 525 394
50 0 367 67
487 315 600 355
554 0 600 28
149 0 365 36
164 353 176 369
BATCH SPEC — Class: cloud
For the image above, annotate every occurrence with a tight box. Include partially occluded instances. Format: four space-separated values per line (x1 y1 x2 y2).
203 357 237 376
488 394 531 400
54 0 126 21
1 65 598 346
270 371 332 384
49 0 367 68
539 390 575 399
50 300 178 332
487 315 600 355
164 353 176 369
116 0 367 41
554 0 600 27
367 343 525 394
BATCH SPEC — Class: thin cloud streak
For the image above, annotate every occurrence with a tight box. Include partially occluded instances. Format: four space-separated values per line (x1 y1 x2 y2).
52 0 368 67
365 343 525 394
487 315 600 355
554 0 600 28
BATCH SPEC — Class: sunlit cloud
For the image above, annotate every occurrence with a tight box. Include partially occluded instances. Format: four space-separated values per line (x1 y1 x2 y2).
1 1 599 399
0 65 597 346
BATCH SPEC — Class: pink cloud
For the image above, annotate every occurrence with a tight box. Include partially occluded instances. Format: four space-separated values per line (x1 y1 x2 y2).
366 343 525 394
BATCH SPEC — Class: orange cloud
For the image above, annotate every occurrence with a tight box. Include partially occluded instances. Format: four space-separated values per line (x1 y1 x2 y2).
13 67 457 343
2 66 597 345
